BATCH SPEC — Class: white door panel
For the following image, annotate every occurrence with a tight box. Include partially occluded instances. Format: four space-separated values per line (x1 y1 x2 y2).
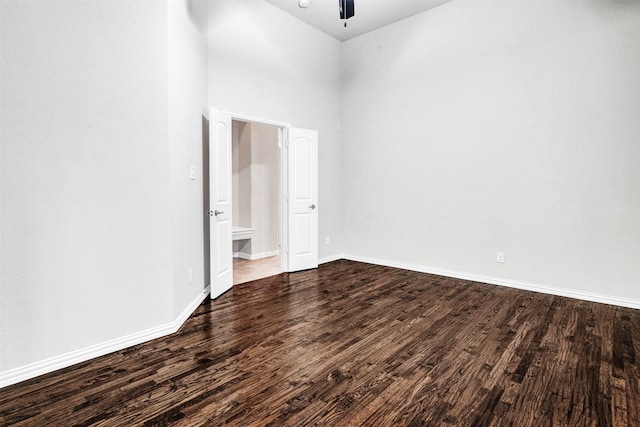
215 219 231 272
293 138 313 199
294 213 312 255
287 128 318 271
214 122 230 204
209 108 233 298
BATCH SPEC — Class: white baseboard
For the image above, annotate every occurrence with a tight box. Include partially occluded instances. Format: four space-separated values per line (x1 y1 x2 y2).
0 286 211 389
342 254 640 310
318 253 345 265
233 250 280 261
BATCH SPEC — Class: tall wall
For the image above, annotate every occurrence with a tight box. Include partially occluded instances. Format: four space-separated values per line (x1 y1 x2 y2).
168 0 209 315
0 0 174 372
207 0 343 260
342 0 640 304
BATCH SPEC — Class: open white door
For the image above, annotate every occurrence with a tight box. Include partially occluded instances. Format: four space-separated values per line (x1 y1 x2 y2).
287 128 318 272
209 108 233 298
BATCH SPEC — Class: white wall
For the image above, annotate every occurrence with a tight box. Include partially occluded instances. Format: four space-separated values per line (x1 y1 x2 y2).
0 0 174 372
168 0 209 316
249 122 280 256
232 121 251 228
207 0 343 260
342 0 640 303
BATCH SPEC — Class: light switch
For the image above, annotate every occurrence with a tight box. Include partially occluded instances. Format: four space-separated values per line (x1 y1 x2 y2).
189 165 196 180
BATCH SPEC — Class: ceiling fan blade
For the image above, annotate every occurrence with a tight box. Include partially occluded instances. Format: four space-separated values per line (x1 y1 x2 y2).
339 0 355 20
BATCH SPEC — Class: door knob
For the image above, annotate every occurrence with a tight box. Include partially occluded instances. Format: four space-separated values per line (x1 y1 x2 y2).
309 204 316 210
215 210 224 216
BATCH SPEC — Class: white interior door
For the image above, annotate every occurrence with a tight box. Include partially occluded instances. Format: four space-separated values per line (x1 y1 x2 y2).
209 108 233 298
287 128 318 272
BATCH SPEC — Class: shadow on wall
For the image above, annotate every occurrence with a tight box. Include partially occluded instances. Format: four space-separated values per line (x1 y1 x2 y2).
187 0 208 33
202 115 210 289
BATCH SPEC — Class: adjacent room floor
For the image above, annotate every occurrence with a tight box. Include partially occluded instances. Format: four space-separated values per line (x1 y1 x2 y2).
1 260 638 426
233 254 282 285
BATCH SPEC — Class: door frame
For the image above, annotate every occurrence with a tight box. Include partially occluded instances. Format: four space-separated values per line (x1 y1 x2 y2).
223 111 291 274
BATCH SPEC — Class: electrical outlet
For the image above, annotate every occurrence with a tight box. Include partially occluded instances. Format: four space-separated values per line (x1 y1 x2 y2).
325 236 330 245
188 268 193 284
496 252 505 263
189 165 196 180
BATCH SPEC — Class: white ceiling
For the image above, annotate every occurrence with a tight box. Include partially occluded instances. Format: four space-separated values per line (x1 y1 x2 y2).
264 0 455 41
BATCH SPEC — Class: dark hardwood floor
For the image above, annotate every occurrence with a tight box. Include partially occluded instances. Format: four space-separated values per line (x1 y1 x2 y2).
1 260 639 426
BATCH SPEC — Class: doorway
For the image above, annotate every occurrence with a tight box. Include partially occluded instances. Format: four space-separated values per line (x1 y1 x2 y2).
207 108 318 299
231 119 282 285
